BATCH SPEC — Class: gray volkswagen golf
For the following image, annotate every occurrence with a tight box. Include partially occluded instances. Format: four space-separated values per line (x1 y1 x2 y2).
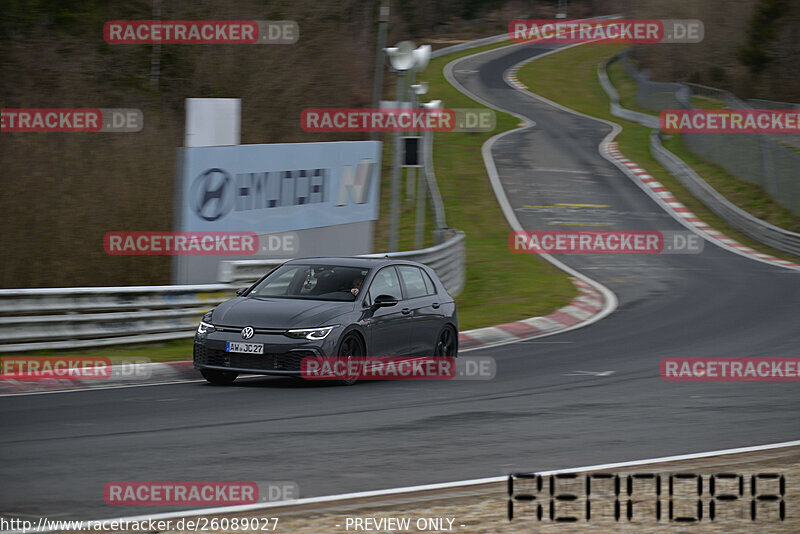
193 257 458 385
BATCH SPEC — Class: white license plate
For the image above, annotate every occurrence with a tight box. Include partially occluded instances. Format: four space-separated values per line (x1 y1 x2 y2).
226 342 264 354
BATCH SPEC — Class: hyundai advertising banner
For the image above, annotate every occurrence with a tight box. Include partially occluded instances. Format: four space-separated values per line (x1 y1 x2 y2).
173 140 381 283
178 141 381 233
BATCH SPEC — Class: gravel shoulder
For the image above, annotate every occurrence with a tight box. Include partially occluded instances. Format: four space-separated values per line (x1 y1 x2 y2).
99 446 799 534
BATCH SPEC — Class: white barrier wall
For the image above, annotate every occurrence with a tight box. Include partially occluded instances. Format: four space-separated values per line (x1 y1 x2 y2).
185 98 240 147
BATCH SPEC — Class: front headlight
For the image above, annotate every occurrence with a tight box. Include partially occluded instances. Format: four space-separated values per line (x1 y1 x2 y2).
284 326 337 340
197 311 215 334
197 321 215 335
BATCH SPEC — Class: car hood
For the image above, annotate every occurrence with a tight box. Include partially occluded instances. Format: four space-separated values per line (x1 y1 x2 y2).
212 296 354 329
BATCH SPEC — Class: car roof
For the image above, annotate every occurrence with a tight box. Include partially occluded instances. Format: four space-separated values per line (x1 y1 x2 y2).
283 256 422 269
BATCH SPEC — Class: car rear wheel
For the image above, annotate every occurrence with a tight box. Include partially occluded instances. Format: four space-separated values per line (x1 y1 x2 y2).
201 369 238 386
434 325 458 357
335 333 364 386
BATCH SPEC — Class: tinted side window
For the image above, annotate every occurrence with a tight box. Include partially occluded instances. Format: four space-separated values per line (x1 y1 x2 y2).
367 267 403 301
421 269 437 295
398 266 431 299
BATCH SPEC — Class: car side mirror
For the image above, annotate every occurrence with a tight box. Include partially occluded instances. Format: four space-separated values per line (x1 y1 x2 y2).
236 287 249 296
373 294 398 307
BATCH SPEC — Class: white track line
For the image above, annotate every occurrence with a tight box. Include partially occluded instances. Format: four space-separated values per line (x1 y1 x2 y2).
10 439 799 532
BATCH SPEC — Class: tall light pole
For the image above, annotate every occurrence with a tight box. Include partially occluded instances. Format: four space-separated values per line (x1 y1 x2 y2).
384 42 429 252
370 0 390 141
407 82 428 201
150 0 162 91
421 99 447 244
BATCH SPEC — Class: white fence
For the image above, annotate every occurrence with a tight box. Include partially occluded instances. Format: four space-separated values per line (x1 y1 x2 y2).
599 54 800 259
650 132 800 257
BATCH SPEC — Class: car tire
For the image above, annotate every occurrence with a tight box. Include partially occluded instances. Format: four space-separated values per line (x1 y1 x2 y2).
201 369 238 386
335 333 364 386
434 325 458 357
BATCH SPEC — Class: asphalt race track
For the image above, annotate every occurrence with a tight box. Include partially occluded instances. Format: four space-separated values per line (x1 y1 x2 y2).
2 42 799 521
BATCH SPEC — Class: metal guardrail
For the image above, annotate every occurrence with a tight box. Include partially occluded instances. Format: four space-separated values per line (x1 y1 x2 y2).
2 235 466 354
650 131 800 256
597 57 659 128
598 53 800 259
0 285 234 353
608 52 800 216
219 229 466 296
363 229 465 298
683 82 745 108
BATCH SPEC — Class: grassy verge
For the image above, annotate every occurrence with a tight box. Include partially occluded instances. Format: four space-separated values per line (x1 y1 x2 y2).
606 57 800 237
691 95 726 109
1 339 196 363
514 43 800 263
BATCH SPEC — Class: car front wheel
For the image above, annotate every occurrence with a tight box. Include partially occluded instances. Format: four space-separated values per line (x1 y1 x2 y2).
434 325 458 357
335 333 364 386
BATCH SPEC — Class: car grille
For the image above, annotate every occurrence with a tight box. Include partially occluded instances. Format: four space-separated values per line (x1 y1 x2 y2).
193 344 313 371
213 325 286 335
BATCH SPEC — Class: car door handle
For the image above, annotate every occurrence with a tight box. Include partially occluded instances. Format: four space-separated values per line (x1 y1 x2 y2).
432 302 440 309
401 308 411 315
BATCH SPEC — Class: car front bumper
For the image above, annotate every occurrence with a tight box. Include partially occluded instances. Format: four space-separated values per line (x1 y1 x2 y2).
193 329 338 376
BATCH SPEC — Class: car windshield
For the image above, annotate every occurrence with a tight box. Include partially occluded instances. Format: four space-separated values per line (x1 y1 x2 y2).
248 264 370 301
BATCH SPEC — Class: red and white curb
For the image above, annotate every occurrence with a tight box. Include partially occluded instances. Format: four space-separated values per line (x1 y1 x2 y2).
506 64 527 90
458 277 603 350
605 142 800 270
505 21 613 91
0 361 200 396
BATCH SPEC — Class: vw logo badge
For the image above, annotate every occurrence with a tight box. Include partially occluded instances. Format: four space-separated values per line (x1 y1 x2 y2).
241 326 255 340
